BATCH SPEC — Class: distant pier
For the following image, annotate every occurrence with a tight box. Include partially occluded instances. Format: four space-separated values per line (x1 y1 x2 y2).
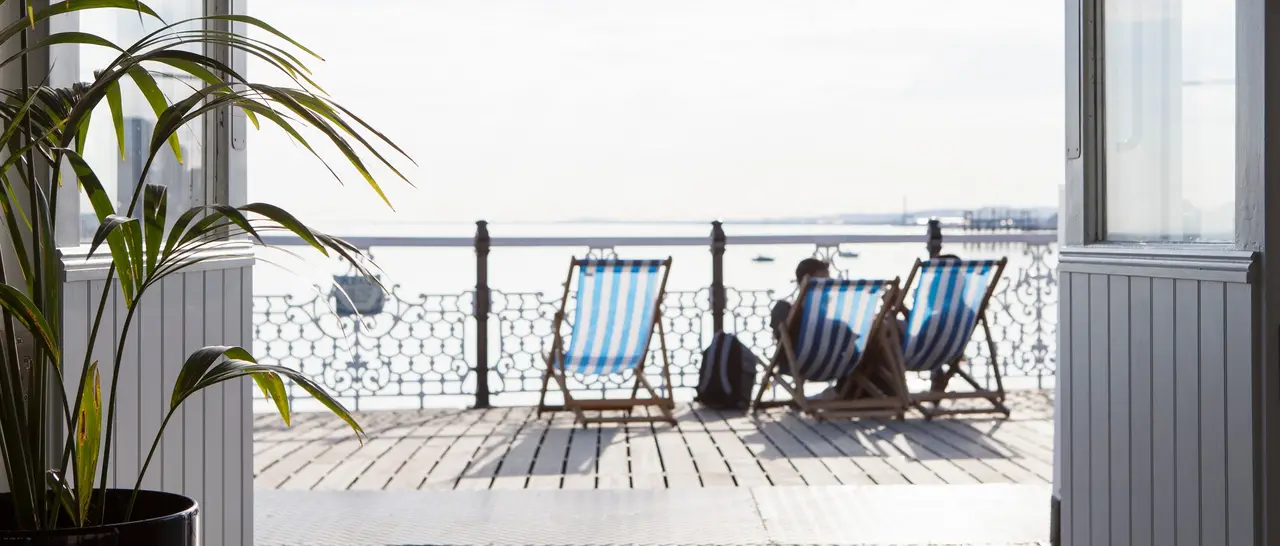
906 208 1055 232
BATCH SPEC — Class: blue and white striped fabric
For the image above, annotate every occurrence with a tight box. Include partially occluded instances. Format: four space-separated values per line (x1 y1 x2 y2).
790 278 890 383
561 260 667 376
900 259 1001 372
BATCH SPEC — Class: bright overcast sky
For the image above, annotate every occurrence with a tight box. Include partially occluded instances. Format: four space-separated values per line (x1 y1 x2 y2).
245 0 1064 224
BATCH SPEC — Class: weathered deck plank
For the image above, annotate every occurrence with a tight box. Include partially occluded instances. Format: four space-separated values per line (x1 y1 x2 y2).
627 413 666 490
560 420 600 490
681 407 740 487
490 408 544 490
655 414 700 489
835 420 945 485
909 419 1050 484
768 412 877 485
390 409 482 490
800 418 909 484
595 419 631 490
349 411 468 490
454 408 524 490
255 390 1057 492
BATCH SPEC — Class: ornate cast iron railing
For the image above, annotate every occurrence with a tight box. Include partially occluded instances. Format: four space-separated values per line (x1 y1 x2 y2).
252 221 1058 410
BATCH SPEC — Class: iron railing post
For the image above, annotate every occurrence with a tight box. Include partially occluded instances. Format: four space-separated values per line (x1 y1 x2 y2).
927 218 943 258
473 220 492 408
710 221 726 332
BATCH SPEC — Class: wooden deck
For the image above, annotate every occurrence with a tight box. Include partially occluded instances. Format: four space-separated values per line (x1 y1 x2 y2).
254 389 1055 492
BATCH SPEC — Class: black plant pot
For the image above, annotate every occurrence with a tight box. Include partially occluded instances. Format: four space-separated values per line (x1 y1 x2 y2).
0 490 198 546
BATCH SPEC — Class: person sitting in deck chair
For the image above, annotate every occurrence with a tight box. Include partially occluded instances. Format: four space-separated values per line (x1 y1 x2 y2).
770 258 900 400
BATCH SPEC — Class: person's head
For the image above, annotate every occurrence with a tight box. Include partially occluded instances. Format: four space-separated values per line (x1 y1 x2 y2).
795 258 830 284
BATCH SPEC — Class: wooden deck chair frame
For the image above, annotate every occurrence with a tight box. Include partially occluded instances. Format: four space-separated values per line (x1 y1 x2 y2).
751 277 908 420
890 257 1010 419
536 257 677 427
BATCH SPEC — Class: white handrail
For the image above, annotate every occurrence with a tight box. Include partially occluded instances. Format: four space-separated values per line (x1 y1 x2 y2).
257 231 1057 249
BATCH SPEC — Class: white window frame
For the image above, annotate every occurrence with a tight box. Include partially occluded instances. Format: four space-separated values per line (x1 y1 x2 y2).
49 0 247 250
1068 0 1249 250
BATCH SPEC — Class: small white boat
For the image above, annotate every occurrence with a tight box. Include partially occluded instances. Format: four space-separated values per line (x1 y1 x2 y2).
837 250 859 259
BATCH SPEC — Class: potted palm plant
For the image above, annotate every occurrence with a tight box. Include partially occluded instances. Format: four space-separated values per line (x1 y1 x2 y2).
0 0 408 543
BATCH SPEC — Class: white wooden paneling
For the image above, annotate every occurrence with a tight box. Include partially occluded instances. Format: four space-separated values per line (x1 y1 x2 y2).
1056 272 1071 546
181 271 206 536
241 267 253 546
138 285 164 492
60 263 254 546
1058 257 1257 546
1106 276 1129 546
1199 282 1227 546
161 276 185 494
203 268 225 546
1225 284 1256 546
1129 277 1153 546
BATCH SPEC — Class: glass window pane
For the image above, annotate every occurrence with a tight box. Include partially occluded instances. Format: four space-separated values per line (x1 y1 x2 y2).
1103 0 1234 242
56 2 207 244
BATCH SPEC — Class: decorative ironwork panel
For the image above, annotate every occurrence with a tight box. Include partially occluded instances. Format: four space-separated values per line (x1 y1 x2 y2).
724 286 781 363
252 243 1059 409
253 287 471 410
962 243 1059 388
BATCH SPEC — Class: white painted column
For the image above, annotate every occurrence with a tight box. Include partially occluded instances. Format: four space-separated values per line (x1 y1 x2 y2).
61 251 255 546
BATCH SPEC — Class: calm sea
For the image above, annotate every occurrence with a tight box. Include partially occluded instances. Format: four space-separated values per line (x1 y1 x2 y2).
252 222 1052 299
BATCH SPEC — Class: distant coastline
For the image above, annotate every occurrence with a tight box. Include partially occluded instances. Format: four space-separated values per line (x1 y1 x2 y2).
81 206 1058 238
569 206 1059 229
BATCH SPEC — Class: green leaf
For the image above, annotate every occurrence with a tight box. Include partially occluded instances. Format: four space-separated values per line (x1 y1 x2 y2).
315 233 385 292
120 218 145 291
0 1 159 47
74 109 92 157
202 362 362 442
149 84 227 165
0 32 124 71
285 371 363 443
126 68 182 164
151 58 222 87
247 85 394 208
251 372 290 426
0 284 60 366
88 214 136 260
235 103 337 180
210 204 261 241
170 346 252 409
240 107 260 130
63 150 114 219
170 347 363 442
170 204 262 253
160 204 206 260
142 184 166 275
202 14 324 61
240 203 325 255
0 175 33 293
45 470 79 527
63 149 136 304
311 95 417 170
139 50 246 85
105 79 123 161
74 363 102 525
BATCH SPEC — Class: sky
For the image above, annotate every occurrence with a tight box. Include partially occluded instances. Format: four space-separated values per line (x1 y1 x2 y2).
244 0 1065 224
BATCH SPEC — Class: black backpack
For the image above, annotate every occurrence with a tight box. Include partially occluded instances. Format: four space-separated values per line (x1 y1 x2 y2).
695 332 759 410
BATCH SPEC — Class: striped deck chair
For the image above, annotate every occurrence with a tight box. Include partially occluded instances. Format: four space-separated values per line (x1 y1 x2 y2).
537 258 676 426
752 277 907 420
890 257 1010 419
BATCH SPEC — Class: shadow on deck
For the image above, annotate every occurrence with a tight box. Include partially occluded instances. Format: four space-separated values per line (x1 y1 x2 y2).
254 389 1054 492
